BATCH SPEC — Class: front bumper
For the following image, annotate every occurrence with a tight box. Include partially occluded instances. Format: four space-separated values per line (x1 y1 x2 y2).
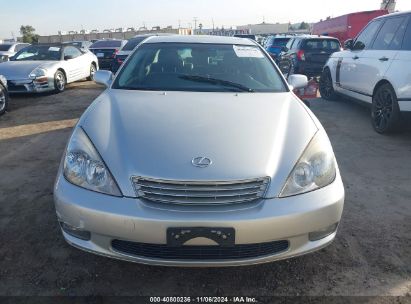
54 174 345 267
7 78 54 93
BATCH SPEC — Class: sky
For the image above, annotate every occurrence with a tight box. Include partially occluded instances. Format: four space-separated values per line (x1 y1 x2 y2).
1 0 411 39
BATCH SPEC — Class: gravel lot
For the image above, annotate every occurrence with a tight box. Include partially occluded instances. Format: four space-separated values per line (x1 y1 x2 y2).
0 81 410 298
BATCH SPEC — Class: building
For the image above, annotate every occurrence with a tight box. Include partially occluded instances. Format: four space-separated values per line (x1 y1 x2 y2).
236 22 289 35
38 27 192 44
312 10 388 43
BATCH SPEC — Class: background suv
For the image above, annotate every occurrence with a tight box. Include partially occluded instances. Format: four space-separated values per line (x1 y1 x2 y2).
320 11 411 134
279 36 341 78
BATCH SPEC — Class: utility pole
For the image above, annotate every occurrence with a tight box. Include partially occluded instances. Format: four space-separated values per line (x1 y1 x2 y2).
193 17 198 34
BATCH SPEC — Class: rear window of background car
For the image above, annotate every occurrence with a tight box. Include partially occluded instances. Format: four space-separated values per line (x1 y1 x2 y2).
91 41 122 48
270 38 290 47
302 39 340 51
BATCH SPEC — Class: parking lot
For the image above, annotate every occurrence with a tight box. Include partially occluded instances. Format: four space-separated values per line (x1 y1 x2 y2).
0 81 410 297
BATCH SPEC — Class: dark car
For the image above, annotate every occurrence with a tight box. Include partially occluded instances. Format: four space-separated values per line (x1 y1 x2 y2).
264 35 293 62
111 36 152 73
89 39 127 70
279 36 341 78
233 34 256 41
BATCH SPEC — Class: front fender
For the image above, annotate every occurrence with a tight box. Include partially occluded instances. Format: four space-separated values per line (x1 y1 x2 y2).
0 75 7 88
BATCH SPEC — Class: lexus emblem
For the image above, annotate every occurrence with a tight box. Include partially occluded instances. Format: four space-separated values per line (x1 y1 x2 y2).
192 157 212 168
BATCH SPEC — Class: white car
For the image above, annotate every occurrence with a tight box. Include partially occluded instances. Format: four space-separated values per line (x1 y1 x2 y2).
320 11 411 134
0 43 30 62
0 44 98 93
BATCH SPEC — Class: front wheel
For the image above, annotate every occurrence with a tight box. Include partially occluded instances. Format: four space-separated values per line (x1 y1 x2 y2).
371 83 400 134
87 64 96 81
319 69 338 100
0 82 9 116
54 70 66 93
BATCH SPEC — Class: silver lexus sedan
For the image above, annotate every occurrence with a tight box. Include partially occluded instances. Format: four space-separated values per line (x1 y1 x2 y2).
54 35 344 267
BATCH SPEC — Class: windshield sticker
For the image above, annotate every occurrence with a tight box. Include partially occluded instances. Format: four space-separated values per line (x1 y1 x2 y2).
233 45 264 58
48 47 61 52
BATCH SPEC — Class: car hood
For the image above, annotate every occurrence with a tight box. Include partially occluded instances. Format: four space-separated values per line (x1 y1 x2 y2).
81 90 318 197
0 61 54 80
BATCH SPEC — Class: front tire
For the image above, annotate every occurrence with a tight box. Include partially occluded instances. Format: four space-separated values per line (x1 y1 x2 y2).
54 70 66 93
319 69 338 100
371 83 400 134
0 82 9 116
87 64 96 81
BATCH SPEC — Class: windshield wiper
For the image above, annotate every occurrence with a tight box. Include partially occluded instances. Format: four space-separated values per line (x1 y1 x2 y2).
179 75 254 92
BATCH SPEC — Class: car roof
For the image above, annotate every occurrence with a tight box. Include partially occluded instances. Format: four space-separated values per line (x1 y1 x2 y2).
94 39 126 42
34 43 65 47
294 35 340 40
143 35 257 46
375 10 411 19
133 33 175 38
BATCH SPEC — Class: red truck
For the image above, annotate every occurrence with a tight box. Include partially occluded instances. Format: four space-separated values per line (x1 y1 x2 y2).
312 10 388 44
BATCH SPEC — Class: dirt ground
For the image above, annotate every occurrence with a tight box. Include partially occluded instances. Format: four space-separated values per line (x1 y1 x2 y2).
0 81 410 298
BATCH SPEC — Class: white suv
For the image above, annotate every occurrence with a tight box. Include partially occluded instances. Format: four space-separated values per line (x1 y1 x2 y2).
320 11 411 134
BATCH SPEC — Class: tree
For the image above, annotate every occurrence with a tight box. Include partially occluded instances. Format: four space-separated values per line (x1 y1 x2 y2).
20 25 39 43
298 22 310 30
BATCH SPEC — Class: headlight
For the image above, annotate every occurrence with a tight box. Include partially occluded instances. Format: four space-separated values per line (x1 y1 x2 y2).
279 131 337 198
63 127 122 196
29 68 47 79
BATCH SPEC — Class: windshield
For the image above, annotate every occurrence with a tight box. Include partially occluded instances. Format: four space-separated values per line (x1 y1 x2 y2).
90 40 122 48
12 45 62 61
0 45 12 51
113 43 286 93
122 37 147 51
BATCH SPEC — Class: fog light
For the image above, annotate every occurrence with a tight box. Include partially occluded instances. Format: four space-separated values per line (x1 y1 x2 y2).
60 222 91 241
309 223 338 241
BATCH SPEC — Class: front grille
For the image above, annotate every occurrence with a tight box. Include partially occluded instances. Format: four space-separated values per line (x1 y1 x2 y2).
112 239 289 260
7 81 27 92
132 177 270 206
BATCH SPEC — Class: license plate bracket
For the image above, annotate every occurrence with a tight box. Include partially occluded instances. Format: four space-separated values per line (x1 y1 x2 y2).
167 227 235 247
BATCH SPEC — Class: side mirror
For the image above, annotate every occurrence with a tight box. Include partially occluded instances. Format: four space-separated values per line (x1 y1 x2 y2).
281 46 289 52
288 74 308 90
344 39 354 50
64 55 74 60
94 70 113 88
